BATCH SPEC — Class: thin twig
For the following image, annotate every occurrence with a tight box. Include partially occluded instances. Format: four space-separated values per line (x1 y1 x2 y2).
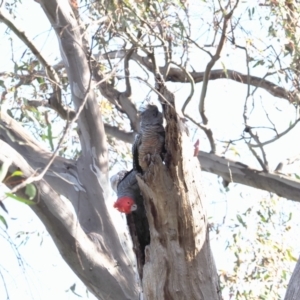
170 61 216 149
0 7 60 87
199 0 239 124
198 0 239 153
249 118 300 148
123 47 135 97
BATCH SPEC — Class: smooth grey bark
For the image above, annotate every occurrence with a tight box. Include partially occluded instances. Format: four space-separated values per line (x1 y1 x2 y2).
1 0 141 298
284 256 300 300
0 141 138 299
0 110 78 200
199 151 300 203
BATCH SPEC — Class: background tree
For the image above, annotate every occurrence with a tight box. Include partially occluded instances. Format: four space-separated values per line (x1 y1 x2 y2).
0 0 300 299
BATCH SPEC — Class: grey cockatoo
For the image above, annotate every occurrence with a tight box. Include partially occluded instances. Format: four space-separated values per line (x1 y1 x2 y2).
111 169 139 214
132 104 165 173
110 169 150 278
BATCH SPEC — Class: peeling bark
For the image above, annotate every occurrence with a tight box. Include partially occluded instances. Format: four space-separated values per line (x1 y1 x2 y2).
136 86 220 299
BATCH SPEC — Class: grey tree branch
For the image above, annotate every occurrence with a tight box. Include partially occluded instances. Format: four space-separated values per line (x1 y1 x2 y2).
123 49 134 98
92 60 140 132
0 109 78 200
117 48 140 131
39 0 108 168
198 1 239 153
0 140 140 299
104 124 135 144
247 140 269 172
249 118 300 148
199 151 300 203
36 2 142 299
166 68 296 103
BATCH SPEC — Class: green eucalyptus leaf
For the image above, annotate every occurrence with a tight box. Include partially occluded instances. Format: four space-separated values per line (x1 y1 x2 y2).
25 184 37 200
0 215 8 229
6 193 35 205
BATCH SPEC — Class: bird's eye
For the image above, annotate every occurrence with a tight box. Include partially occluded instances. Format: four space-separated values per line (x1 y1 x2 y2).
131 204 137 211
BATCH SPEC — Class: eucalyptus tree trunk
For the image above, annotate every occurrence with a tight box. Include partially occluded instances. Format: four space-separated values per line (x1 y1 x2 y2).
138 86 220 299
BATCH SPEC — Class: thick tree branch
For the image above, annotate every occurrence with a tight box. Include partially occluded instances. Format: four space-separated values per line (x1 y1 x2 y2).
91 46 140 131
36 3 141 298
0 109 79 200
199 151 300 203
123 48 134 97
104 124 135 144
92 62 140 132
39 0 108 174
117 48 139 131
167 69 296 102
0 140 140 299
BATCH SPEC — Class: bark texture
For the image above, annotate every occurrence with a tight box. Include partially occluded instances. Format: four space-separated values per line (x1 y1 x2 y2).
137 86 221 299
284 256 300 300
